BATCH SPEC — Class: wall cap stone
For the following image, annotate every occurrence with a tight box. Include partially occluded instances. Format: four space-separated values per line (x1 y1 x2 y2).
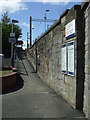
81 1 89 11
60 9 69 19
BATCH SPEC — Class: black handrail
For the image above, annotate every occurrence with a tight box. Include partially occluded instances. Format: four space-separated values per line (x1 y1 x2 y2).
28 52 40 66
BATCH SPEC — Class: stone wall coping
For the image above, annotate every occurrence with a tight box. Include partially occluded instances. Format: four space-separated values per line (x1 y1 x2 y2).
60 9 69 19
81 1 89 10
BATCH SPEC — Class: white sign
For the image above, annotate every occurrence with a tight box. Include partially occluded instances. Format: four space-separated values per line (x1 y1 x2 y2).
9 37 16 43
61 44 67 74
67 41 75 76
65 19 75 39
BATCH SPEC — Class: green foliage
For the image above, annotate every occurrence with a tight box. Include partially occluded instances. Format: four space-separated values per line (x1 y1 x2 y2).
1 12 22 57
2 12 10 24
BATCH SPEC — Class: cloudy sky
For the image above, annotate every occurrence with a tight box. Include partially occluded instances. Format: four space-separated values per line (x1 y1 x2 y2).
0 0 82 49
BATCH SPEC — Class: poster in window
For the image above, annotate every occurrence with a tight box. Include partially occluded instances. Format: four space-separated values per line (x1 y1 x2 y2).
61 44 67 74
67 41 75 76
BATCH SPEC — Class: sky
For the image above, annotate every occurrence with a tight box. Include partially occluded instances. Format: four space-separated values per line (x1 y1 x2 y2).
0 0 82 49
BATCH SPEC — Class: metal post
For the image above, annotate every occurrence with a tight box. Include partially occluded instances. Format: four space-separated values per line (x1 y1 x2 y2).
11 23 13 66
14 45 16 67
35 42 37 73
30 16 32 47
11 43 13 66
44 13 46 31
12 22 13 33
27 32 28 49
10 19 18 67
44 10 49 31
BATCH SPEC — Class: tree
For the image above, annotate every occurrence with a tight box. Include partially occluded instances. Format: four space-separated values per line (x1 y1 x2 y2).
1 12 22 57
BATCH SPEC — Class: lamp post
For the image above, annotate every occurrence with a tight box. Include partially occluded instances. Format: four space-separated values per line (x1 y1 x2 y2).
32 27 34 44
27 32 29 49
30 16 35 47
11 19 18 67
44 10 50 31
30 16 32 47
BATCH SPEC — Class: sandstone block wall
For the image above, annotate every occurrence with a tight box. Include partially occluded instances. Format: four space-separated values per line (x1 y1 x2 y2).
82 2 90 118
27 5 84 111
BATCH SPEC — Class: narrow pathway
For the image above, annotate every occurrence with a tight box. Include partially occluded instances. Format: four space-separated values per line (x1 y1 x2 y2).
2 51 85 119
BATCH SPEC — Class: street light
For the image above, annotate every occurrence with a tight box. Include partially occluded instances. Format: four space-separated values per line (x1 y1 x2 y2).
44 10 50 31
11 19 19 67
12 19 18 34
12 20 18 23
27 32 29 49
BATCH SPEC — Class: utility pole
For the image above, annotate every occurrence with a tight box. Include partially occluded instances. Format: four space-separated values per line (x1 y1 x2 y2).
30 16 32 47
27 32 29 49
35 41 37 73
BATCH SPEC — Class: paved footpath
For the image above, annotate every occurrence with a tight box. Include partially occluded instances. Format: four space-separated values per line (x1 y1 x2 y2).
2 51 87 119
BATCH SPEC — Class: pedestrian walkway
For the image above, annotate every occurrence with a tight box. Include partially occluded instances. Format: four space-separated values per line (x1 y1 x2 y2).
2 51 86 119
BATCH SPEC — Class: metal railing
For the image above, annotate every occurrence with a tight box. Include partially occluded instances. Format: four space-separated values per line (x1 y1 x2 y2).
16 50 19 72
28 52 40 66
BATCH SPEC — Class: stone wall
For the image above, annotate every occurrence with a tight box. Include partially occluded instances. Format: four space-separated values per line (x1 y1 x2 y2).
82 2 90 118
27 5 84 111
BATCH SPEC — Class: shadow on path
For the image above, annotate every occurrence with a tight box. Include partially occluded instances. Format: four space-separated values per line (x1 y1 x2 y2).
2 74 24 94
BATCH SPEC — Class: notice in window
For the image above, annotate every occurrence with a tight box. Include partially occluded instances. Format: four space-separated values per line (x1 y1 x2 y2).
67 41 75 76
61 44 67 74
65 19 75 39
